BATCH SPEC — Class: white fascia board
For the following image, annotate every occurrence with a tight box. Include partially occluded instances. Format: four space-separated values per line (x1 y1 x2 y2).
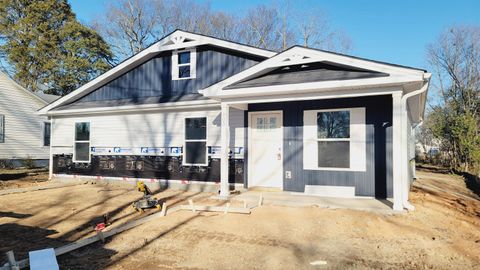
178 31 276 58
39 30 274 114
42 99 220 116
222 86 403 105
213 76 422 100
201 46 426 97
286 47 425 76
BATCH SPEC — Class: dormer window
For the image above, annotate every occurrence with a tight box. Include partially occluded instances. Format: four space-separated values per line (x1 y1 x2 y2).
172 48 196 80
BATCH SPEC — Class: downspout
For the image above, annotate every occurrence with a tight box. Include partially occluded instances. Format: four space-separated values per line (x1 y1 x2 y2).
400 73 431 210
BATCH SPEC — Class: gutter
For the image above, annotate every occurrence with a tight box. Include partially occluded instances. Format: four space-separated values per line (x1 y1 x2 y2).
399 72 431 211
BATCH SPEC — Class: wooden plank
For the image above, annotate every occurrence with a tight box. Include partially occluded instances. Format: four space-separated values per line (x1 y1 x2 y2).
55 205 183 256
3 203 250 269
6 251 19 270
180 205 251 214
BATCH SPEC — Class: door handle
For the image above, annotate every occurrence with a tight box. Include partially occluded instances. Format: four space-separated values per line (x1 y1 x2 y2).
277 153 281 160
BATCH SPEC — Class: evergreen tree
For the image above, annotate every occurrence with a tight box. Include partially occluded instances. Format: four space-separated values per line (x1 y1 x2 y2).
0 0 112 95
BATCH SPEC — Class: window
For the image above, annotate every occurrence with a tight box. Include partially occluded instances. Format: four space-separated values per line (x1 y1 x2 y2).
316 111 350 168
255 116 277 131
0 115 4 143
303 108 366 171
172 49 196 80
43 122 51 146
184 117 207 165
74 122 90 162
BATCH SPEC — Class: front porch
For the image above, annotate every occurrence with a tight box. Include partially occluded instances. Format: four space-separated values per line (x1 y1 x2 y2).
232 190 394 212
204 46 430 211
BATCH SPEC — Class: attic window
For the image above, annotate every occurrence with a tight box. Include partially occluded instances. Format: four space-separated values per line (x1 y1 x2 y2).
172 49 196 80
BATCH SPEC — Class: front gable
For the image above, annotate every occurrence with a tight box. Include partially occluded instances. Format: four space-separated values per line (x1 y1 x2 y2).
202 46 427 99
40 30 275 114
55 45 264 110
224 61 389 89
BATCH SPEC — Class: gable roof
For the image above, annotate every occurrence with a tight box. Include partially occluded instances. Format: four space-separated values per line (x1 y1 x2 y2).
33 92 60 103
39 30 275 114
201 46 429 98
224 61 390 89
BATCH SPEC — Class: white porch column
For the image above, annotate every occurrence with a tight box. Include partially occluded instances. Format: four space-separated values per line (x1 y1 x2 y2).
392 92 403 211
401 97 415 210
48 117 54 180
220 103 230 197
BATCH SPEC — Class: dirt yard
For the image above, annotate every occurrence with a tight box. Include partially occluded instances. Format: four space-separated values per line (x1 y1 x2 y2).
0 168 49 190
1 168 479 269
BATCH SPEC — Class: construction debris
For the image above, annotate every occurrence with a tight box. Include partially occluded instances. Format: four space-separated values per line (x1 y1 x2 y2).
1 201 253 269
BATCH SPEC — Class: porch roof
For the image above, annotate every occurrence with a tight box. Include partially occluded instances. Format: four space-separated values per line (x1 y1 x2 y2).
224 61 389 89
200 46 430 124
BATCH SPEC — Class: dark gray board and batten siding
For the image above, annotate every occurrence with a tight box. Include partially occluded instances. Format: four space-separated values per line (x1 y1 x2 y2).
57 45 265 109
246 95 393 198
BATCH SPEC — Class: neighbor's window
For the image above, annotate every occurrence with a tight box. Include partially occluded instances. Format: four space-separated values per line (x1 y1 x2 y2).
184 117 207 165
0 115 4 143
74 122 90 162
172 49 196 80
43 122 51 146
316 111 350 168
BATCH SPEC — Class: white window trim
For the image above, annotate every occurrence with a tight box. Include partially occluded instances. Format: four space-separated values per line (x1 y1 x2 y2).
73 121 91 163
172 48 196 80
183 116 208 166
0 114 4 143
43 121 51 147
303 107 366 172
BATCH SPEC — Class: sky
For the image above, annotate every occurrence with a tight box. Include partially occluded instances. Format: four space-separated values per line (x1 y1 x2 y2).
69 0 480 71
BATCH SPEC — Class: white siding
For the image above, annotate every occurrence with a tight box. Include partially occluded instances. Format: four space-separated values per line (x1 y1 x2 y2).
0 73 49 159
51 107 245 152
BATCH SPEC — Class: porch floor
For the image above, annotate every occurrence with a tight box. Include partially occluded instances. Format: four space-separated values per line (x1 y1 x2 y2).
231 190 395 212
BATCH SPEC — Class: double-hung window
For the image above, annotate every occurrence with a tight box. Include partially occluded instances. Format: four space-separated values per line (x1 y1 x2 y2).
304 108 366 171
316 111 351 168
172 49 196 80
43 122 51 146
0 115 4 143
184 117 207 166
74 122 90 162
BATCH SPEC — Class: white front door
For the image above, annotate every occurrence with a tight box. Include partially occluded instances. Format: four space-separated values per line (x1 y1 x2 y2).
248 111 283 188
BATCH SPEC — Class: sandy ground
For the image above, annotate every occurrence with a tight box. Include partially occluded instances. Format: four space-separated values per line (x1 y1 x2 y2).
0 169 50 190
0 168 479 269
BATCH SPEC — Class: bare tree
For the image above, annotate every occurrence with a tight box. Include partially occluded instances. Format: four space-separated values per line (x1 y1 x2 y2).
208 12 242 42
296 8 352 53
240 6 280 50
91 0 165 60
426 25 480 172
91 0 354 59
428 26 480 116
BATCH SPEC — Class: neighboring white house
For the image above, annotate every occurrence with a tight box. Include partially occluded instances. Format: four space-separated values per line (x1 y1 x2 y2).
0 71 58 167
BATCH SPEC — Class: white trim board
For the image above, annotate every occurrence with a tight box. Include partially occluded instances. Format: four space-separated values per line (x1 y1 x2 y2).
304 185 356 198
41 100 220 116
52 173 245 188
